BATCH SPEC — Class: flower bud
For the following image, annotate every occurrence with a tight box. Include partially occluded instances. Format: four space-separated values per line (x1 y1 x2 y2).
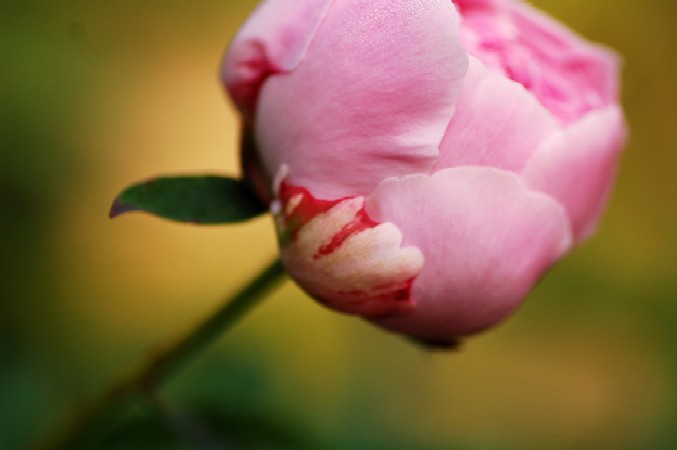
222 0 627 344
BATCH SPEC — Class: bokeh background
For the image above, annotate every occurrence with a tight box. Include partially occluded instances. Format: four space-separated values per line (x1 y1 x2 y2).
2 1 676 449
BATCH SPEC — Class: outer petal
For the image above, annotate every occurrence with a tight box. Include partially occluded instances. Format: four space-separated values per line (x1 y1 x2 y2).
221 0 333 115
273 178 424 318
256 0 469 199
522 105 627 243
434 56 557 173
364 167 573 342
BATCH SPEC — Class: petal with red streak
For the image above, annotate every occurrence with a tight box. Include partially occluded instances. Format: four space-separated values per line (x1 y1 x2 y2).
274 180 424 318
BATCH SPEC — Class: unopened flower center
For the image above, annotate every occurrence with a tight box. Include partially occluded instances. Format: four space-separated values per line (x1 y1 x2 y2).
455 3 608 123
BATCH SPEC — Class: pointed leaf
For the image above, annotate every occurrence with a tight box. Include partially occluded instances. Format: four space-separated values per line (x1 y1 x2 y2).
110 176 267 224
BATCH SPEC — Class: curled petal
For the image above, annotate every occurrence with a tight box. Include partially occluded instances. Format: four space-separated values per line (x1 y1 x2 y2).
522 105 627 242
221 0 333 115
256 0 469 198
365 167 573 341
274 180 424 318
435 56 557 172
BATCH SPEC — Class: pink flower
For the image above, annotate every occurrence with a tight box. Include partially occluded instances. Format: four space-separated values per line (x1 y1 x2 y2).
222 0 627 345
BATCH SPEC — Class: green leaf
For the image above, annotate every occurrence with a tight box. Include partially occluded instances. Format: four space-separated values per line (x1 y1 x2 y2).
110 176 267 224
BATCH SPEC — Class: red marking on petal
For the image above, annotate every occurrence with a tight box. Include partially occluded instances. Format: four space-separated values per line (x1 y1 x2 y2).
328 278 417 318
276 179 420 318
279 182 337 222
315 208 378 258
278 181 378 251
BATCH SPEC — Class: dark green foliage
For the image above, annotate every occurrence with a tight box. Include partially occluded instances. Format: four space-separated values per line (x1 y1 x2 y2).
110 176 267 224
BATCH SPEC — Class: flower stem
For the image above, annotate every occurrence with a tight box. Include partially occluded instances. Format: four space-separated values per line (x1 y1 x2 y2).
37 258 286 450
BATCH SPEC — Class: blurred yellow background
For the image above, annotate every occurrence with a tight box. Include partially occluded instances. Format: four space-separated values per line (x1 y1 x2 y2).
1 1 676 449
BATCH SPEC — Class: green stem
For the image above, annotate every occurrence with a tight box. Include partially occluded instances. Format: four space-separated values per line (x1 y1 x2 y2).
37 258 286 450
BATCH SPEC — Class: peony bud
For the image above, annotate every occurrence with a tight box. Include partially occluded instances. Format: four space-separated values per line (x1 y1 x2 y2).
222 0 627 345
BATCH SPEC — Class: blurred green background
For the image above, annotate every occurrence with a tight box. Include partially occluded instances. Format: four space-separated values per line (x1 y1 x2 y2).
1 1 676 449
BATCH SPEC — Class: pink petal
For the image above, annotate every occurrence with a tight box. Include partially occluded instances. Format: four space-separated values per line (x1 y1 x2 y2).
364 167 573 342
454 0 621 123
522 105 627 243
434 56 557 173
255 0 469 199
509 0 621 107
453 0 505 11
273 182 425 319
221 0 333 115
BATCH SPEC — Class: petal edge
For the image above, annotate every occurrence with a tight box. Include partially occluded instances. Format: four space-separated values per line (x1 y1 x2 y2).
365 167 573 339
